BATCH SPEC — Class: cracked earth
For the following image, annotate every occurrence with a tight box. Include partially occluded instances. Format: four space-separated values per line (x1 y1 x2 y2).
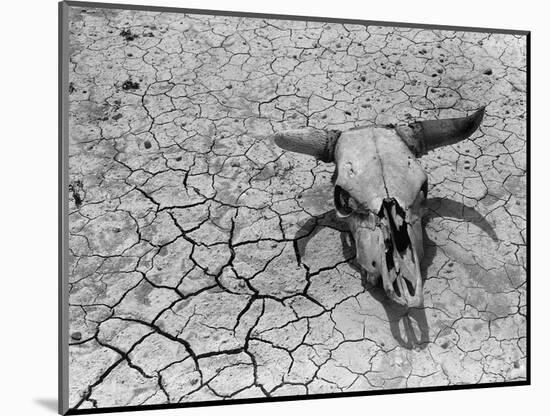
66 5 527 411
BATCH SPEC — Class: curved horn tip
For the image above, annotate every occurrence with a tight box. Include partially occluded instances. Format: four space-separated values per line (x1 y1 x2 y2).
416 106 487 153
461 106 486 138
271 128 338 162
471 106 486 127
272 132 287 148
272 129 315 151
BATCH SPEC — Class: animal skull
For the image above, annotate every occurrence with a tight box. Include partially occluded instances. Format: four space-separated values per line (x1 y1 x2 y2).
273 108 485 308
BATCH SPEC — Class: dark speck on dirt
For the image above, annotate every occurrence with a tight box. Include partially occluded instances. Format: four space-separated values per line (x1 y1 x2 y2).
122 80 140 91
69 180 84 208
71 332 82 341
144 140 152 149
120 29 138 41
484 69 493 75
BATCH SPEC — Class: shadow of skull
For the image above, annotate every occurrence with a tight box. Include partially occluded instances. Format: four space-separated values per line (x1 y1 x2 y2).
273 108 485 308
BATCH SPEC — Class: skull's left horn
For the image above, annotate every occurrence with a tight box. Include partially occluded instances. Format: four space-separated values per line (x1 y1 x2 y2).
396 107 485 156
273 128 341 163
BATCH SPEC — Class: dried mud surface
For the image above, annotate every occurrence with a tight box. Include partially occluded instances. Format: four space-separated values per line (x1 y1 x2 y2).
66 6 527 410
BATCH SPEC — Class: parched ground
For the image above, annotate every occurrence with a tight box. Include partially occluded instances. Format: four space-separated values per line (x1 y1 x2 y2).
66 5 527 411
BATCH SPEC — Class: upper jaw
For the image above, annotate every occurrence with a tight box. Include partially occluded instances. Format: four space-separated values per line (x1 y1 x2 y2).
381 210 424 308
385 272 424 308
352 200 425 308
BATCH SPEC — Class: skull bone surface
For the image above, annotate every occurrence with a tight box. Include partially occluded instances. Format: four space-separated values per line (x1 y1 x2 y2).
273 108 485 308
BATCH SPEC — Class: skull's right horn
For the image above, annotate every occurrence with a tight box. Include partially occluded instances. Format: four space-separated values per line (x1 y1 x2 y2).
396 107 485 156
273 128 341 163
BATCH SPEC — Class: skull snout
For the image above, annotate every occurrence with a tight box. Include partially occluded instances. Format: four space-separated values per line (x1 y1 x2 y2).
348 199 424 308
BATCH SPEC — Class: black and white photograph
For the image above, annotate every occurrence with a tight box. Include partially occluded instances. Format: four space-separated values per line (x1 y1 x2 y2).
4 0 548 416
59 1 528 413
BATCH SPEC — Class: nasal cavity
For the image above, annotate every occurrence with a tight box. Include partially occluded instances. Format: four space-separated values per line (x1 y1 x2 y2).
392 279 401 298
383 199 410 253
404 277 416 296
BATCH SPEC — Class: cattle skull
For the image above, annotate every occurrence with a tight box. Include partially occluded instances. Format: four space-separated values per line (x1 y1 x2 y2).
273 108 485 308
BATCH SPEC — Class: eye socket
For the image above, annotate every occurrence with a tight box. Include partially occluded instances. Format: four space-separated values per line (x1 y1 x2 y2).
334 185 359 217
